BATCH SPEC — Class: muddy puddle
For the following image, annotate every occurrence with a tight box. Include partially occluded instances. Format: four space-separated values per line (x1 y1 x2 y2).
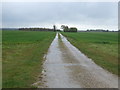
37 33 118 88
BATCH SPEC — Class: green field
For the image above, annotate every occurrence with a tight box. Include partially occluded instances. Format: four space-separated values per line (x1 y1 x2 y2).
2 31 56 88
0 30 2 89
62 32 119 75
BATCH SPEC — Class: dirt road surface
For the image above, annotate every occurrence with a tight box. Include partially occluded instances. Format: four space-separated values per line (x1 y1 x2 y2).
39 33 118 88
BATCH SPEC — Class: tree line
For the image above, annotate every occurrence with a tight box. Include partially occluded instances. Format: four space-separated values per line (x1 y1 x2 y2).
61 25 77 32
19 28 55 31
18 25 78 32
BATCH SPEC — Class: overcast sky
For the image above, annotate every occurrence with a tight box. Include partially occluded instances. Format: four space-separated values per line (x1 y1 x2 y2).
2 2 118 30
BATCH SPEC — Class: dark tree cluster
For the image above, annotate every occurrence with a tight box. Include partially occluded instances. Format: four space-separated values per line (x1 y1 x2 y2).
19 28 54 31
86 29 109 32
19 25 61 32
69 28 77 32
61 25 77 32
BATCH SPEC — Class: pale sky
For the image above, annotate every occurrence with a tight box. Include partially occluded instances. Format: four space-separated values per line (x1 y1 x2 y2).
1 1 119 30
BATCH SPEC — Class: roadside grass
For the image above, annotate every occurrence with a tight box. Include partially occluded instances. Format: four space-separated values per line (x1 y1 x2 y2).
2 31 56 88
61 32 119 76
0 30 2 89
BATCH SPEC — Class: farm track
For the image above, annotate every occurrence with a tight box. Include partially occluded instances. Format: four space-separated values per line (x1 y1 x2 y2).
39 33 118 88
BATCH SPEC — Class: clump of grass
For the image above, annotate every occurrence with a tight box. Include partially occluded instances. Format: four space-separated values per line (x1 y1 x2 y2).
58 33 62 42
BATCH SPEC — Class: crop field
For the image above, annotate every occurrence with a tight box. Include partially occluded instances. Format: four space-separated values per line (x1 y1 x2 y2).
2 31 56 88
62 32 119 76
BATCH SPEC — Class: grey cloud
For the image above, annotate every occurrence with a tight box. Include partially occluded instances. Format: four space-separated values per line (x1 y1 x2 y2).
2 2 118 30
